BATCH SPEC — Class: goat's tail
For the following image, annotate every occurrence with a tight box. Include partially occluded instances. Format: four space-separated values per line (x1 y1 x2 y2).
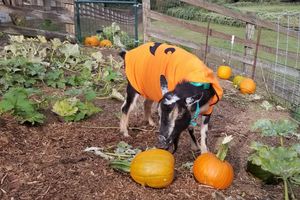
119 48 127 59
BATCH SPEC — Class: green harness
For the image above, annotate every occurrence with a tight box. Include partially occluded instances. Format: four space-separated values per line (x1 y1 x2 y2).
189 82 210 127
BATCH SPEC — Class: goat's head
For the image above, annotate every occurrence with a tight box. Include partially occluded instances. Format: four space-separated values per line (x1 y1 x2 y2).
157 75 215 152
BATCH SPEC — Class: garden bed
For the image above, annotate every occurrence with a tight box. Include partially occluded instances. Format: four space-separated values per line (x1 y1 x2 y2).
1 76 298 200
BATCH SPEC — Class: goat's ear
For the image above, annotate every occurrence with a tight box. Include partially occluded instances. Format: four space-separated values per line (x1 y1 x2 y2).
160 75 168 95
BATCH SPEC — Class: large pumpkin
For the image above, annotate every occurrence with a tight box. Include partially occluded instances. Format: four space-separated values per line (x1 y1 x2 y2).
239 78 256 94
193 152 234 189
232 75 245 88
217 65 232 80
130 149 175 188
99 39 113 47
84 36 99 46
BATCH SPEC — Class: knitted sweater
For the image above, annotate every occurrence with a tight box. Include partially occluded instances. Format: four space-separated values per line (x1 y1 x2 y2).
125 42 223 115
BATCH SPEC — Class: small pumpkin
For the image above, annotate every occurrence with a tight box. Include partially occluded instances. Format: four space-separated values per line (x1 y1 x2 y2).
217 65 232 80
240 78 256 94
232 75 245 88
100 39 113 47
130 149 175 188
193 136 234 189
84 36 100 46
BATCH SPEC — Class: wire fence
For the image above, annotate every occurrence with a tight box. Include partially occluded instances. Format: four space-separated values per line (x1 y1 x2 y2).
146 0 300 120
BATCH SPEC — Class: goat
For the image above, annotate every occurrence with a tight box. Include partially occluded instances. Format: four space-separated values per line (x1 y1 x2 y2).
119 42 223 153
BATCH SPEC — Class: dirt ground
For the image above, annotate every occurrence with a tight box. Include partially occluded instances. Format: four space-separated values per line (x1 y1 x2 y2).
0 71 299 199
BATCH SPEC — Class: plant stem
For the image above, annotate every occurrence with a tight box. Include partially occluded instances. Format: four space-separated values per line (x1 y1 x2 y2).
284 179 289 200
216 144 228 161
216 136 233 161
280 136 284 147
287 180 296 200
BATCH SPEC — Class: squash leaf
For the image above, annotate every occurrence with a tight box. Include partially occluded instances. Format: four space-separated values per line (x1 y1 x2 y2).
248 142 300 180
52 97 100 122
52 98 78 117
0 87 44 124
252 119 298 138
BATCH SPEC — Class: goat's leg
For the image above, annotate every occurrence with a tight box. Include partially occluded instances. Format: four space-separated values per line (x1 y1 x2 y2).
188 126 201 151
200 115 210 154
144 99 155 126
120 83 139 137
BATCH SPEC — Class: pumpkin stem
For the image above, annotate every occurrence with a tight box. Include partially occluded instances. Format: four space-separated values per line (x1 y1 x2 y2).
216 135 233 161
109 159 131 173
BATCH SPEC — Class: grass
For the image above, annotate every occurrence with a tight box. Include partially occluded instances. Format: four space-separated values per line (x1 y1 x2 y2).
152 20 300 69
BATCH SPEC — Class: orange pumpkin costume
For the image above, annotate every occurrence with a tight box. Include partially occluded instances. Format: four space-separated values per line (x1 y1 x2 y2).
125 42 223 115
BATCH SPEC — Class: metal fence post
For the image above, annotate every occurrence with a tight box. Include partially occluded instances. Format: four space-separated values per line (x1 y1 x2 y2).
134 0 139 46
75 1 82 42
251 27 262 79
204 19 211 64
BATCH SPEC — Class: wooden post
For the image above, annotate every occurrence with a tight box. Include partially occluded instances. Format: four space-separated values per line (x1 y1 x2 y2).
65 3 75 35
243 12 256 75
204 19 211 64
251 27 262 79
143 0 150 43
43 0 51 11
243 22 255 74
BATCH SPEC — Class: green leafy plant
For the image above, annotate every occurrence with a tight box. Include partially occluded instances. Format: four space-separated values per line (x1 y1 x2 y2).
45 69 66 89
293 107 300 122
0 87 45 124
249 142 300 200
52 91 101 122
97 22 135 49
252 119 299 146
248 118 300 200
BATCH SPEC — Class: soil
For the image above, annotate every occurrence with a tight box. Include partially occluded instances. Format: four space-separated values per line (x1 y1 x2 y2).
0 52 299 200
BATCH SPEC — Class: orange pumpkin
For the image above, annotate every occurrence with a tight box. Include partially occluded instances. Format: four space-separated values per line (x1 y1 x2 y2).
84 36 99 46
239 78 256 94
99 39 112 47
217 65 232 80
193 152 234 189
130 149 175 188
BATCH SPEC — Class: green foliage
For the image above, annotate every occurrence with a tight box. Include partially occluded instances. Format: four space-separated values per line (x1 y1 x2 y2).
52 94 101 122
165 5 245 27
248 118 300 200
161 2 300 28
249 142 300 179
0 56 46 92
0 87 45 124
45 69 66 89
0 34 125 125
248 142 300 200
0 34 125 97
252 119 299 138
293 107 300 122
98 22 135 49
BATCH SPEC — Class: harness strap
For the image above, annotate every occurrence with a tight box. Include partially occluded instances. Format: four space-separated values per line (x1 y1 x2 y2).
189 82 210 127
190 101 201 127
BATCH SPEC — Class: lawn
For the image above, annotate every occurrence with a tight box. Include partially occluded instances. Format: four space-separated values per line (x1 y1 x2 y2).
152 20 299 69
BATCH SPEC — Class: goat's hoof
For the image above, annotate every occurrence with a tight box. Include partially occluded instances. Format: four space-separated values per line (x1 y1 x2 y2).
200 148 208 154
149 120 155 127
120 129 130 137
191 145 200 152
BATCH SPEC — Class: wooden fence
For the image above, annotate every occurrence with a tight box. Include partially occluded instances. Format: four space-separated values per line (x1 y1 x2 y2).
142 0 300 107
0 0 75 40
0 0 141 41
